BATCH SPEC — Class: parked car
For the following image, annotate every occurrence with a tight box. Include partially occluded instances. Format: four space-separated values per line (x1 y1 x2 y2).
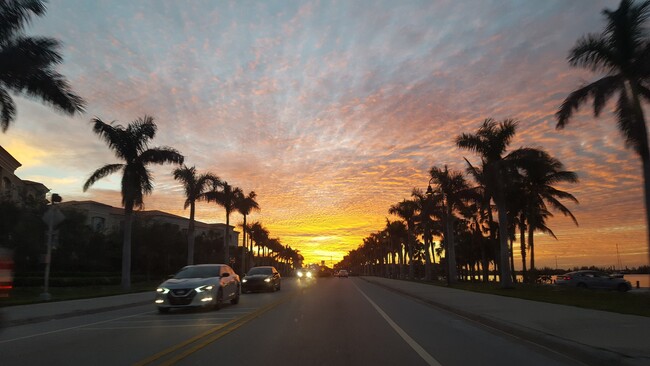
337 269 349 278
242 266 281 293
155 264 240 313
555 270 631 292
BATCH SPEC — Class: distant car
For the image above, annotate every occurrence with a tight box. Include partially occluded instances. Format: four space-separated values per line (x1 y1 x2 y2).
242 266 281 293
556 270 631 292
155 264 240 313
296 268 314 280
337 270 349 278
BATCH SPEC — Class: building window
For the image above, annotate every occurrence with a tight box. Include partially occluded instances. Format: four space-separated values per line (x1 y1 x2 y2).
91 216 106 232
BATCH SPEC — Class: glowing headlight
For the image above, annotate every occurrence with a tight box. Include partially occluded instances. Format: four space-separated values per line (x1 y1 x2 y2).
297 271 303 278
195 285 214 293
306 272 313 278
242 279 248 283
156 287 170 294
264 278 272 283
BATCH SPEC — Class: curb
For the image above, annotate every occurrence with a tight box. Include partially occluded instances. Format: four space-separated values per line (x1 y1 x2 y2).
361 277 650 366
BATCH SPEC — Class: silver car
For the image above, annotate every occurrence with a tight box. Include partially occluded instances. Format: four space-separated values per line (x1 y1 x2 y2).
556 270 631 292
155 264 240 313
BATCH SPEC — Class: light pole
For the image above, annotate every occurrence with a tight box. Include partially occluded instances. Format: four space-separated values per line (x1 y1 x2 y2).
41 193 63 301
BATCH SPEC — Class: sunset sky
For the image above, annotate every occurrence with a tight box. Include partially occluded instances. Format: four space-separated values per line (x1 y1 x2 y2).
1 0 648 268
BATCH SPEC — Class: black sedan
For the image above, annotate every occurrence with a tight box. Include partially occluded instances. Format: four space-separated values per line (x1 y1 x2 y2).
242 266 281 293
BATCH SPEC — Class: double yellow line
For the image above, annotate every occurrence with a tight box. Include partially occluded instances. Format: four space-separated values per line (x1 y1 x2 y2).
134 293 296 366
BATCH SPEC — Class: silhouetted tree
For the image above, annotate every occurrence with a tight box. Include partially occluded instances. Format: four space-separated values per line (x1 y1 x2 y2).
206 181 243 264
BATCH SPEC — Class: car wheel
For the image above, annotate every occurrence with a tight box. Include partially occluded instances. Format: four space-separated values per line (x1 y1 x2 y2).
617 283 630 292
158 307 170 314
230 286 240 304
577 282 587 289
213 289 224 310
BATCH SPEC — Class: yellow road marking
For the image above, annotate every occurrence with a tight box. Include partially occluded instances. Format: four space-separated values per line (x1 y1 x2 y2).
134 293 296 366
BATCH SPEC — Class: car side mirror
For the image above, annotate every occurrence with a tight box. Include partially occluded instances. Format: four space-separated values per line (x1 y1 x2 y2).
221 272 230 278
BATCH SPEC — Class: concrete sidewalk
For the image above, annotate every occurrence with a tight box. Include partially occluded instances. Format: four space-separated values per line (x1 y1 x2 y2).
362 276 650 366
2 291 153 326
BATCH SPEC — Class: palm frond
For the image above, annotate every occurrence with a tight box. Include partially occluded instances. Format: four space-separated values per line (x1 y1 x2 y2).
568 33 618 72
0 36 63 76
7 68 84 115
0 88 16 132
139 147 184 165
615 89 646 155
83 163 123 191
556 76 622 128
0 0 46 39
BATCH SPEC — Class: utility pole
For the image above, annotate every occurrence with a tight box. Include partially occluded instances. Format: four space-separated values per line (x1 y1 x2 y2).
41 193 64 301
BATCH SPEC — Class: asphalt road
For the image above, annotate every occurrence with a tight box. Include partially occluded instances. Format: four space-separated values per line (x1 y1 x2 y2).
0 277 584 366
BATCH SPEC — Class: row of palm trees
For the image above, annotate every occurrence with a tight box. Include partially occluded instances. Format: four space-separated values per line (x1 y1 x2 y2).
82 116 302 288
342 0 650 284
341 119 579 288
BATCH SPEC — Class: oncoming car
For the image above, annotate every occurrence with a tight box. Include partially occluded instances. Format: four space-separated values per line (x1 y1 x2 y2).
556 270 631 292
155 264 240 313
337 269 349 278
242 266 281 293
296 268 314 280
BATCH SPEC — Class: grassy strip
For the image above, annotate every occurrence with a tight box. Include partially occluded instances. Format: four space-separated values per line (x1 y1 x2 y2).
436 281 650 317
0 281 161 307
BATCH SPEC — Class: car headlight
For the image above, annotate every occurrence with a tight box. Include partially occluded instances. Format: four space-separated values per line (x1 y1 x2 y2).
156 287 170 294
195 285 214 293
306 272 312 278
242 278 248 283
297 271 303 277
264 277 272 283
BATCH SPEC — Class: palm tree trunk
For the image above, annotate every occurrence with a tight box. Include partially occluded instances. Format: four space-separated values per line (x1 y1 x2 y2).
446 214 458 283
509 237 516 283
224 212 230 264
631 85 650 266
187 203 196 265
241 215 247 273
496 195 513 288
519 214 527 283
407 225 415 280
122 205 134 290
424 225 432 281
529 224 535 276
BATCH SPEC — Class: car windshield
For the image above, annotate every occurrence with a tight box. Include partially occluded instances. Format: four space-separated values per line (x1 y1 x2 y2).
247 268 272 276
174 266 220 279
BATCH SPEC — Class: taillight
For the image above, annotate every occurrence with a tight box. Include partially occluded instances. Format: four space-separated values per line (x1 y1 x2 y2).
563 276 572 280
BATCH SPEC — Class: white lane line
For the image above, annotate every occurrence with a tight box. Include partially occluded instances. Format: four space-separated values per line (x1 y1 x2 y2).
353 282 443 366
82 324 224 330
0 310 155 344
110 318 237 323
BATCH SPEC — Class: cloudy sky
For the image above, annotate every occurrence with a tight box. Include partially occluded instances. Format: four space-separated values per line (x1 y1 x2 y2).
1 0 647 268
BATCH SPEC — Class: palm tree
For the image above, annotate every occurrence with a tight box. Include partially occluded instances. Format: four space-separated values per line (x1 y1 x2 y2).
429 165 472 284
235 191 259 273
556 0 650 262
83 116 183 289
389 199 418 279
385 219 407 278
173 165 220 265
456 119 518 288
514 148 579 278
0 0 85 132
206 181 243 265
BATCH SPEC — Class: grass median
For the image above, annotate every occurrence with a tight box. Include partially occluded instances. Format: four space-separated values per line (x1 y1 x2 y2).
391 278 650 317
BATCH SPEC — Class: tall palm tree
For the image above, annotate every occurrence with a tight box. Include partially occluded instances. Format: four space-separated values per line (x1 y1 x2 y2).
456 118 518 288
429 165 472 284
0 0 85 132
514 148 579 277
235 191 259 273
173 165 220 265
83 116 183 289
389 199 418 279
385 219 407 278
206 181 243 265
556 0 650 262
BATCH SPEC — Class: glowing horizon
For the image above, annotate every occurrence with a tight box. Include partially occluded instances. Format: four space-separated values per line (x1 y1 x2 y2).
1 0 648 269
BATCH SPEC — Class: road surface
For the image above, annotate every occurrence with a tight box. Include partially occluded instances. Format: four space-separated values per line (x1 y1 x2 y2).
0 277 582 365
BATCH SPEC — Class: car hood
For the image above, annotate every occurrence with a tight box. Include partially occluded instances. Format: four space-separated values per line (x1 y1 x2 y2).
158 277 216 289
244 274 272 280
